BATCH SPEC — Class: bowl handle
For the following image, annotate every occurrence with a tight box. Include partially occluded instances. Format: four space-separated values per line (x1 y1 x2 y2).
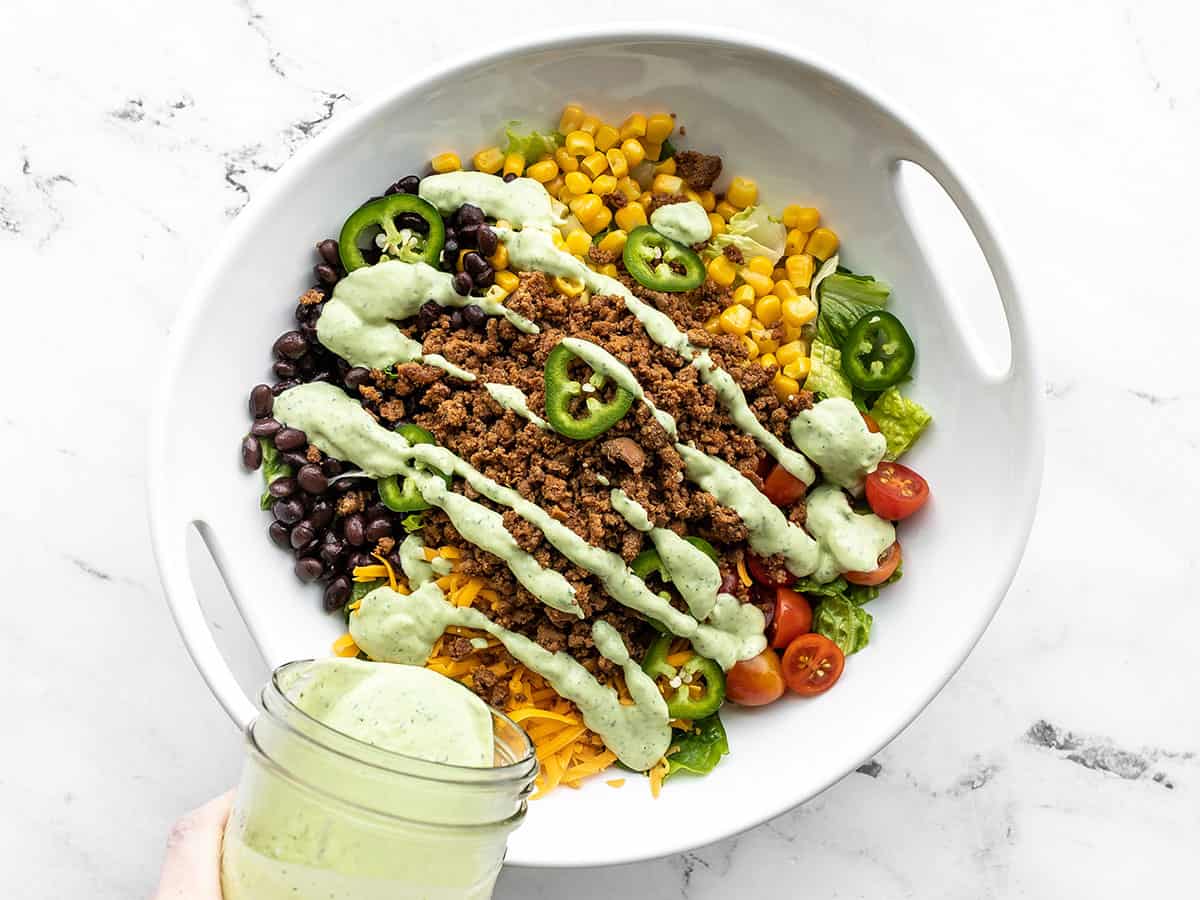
886 145 1033 389
152 517 258 731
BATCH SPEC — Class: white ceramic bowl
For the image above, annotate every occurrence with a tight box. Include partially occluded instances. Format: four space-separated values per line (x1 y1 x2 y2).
148 27 1042 868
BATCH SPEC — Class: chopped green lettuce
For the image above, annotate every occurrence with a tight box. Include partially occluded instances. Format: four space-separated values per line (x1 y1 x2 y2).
400 513 425 533
704 206 787 264
793 565 900 607
870 387 932 460
816 271 891 348
666 714 729 778
805 339 853 399
503 124 562 161
344 579 384 623
258 438 293 510
813 594 873 655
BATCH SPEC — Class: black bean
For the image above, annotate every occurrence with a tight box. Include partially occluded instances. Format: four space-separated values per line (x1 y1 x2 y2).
273 330 308 360
249 384 274 418
322 458 344 477
477 226 498 256
317 239 340 267
452 272 473 295
365 502 390 520
473 265 494 289
282 451 309 469
449 310 464 329
268 521 292 548
293 542 319 560
719 572 739 594
348 552 374 571
365 517 393 542
274 427 307 451
310 503 334 531
309 371 332 384
320 536 345 564
290 520 316 550
323 576 352 611
297 464 329 494
343 513 366 546
394 212 430 234
314 263 338 285
298 322 320 344
457 204 484 226
462 304 487 329
241 435 262 469
250 420 279 441
295 557 324 583
442 238 459 259
502 172 517 183
268 476 297 498
462 251 487 278
396 175 421 194
272 379 300 396
334 478 357 493
343 366 372 390
273 360 297 379
272 498 304 525
458 224 478 246
361 245 383 265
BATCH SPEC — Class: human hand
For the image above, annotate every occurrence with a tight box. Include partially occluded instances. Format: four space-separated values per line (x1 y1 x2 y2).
151 792 234 899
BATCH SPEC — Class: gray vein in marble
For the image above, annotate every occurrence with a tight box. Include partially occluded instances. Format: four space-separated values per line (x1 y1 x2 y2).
237 0 288 78
69 557 114 582
15 153 76 247
947 756 1000 795
112 98 145 122
0 188 19 234
1124 8 1177 110
856 759 883 777
1128 388 1176 406
1044 379 1076 399
1025 719 1193 787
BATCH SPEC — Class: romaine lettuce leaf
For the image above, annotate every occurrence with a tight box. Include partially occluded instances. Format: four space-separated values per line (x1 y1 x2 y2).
813 594 873 655
805 339 853 399
665 714 729 778
793 565 900 607
704 205 787 263
816 271 891 348
869 387 932 460
258 438 293 510
503 124 562 161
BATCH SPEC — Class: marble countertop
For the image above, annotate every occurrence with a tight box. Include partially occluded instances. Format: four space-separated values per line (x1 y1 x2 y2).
4 0 1197 896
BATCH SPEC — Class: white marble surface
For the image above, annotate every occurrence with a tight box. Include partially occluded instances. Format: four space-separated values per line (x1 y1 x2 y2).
3 1 1198 896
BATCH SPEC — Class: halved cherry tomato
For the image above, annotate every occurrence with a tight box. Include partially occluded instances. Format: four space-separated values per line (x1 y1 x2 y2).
782 633 845 696
865 462 929 520
746 553 792 588
726 648 786 706
762 464 806 506
845 541 902 586
861 412 881 433
770 587 812 649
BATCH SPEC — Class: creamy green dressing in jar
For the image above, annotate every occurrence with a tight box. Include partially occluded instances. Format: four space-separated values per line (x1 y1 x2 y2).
220 658 536 900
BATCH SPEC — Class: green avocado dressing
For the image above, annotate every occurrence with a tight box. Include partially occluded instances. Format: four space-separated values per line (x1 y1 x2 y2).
419 171 565 230
649 200 712 245
790 397 886 491
483 383 549 430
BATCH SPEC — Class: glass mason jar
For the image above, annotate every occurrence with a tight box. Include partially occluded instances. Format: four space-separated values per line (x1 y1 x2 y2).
221 661 537 900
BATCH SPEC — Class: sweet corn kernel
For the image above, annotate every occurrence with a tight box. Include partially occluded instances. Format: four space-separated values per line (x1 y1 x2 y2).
782 323 805 343
642 140 663 162
557 184 576 203
621 139 646 168
555 276 586 297
616 176 642 201
759 353 779 370
431 152 461 173
581 152 609 178
554 147 579 173
582 206 612 235
599 263 619 277
784 253 815 289
740 269 774 297
552 230 566 249
619 113 647 141
503 152 525 177
615 203 647 231
715 200 739 221
783 206 820 232
654 157 677 176
543 175 565 197
755 295 782 326
645 113 674 144
495 219 512 230
748 256 774 277
456 248 472 271
495 270 520 292
472 146 504 174
777 340 806 365
707 213 726 236
591 174 617 196
684 189 703 206
733 285 756 308
741 335 759 360
597 229 628 255
606 149 629 178
489 243 509 270
773 280 799 300
652 173 683 194
638 193 654 208
704 314 722 335
698 190 717 212
805 228 839 260
783 358 812 380
595 125 620 152
564 171 592 195
782 297 819 327
785 229 808 256
565 229 592 256
559 104 586 134
569 193 603 220
749 317 765 331
772 373 801 401
726 177 758 209
526 159 559 183
707 255 737 287
752 329 779 354
564 131 595 157
719 304 752 335
579 115 601 136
